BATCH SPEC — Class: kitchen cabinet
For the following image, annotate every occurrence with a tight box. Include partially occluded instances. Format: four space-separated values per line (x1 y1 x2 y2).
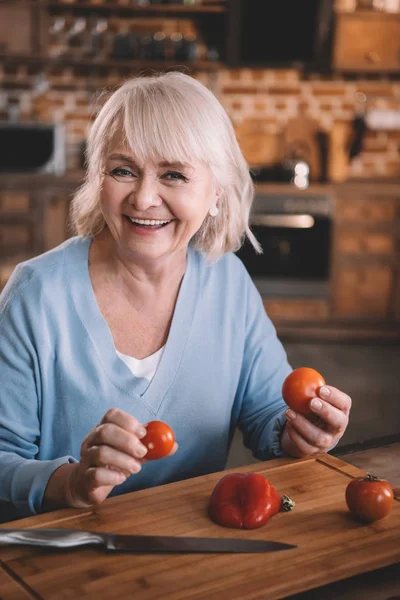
254 182 400 335
331 183 400 321
332 11 400 72
263 298 330 321
0 175 78 283
0 4 36 55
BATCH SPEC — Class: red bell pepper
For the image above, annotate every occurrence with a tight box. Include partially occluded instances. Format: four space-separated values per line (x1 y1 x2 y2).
208 473 281 529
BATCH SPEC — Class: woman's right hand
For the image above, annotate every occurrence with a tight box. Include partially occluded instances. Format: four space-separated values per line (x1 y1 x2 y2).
65 408 173 508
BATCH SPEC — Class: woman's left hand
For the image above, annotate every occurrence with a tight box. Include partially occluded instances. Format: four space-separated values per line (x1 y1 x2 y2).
281 385 352 457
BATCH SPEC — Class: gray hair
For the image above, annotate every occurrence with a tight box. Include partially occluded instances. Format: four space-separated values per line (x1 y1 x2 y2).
70 71 261 262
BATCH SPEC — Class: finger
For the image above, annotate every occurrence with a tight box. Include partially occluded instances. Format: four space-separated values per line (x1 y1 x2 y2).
85 466 128 488
141 442 179 464
85 423 148 460
285 422 320 456
100 408 147 438
85 445 143 475
317 386 352 415
286 410 334 450
308 397 349 433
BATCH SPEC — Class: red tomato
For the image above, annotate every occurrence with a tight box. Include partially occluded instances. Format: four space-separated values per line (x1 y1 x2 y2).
282 367 326 416
345 474 394 522
142 421 175 460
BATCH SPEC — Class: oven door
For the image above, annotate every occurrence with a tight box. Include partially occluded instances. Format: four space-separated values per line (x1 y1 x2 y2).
236 213 331 297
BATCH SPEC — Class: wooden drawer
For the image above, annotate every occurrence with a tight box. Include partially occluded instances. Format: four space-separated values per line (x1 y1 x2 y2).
44 197 71 251
0 192 30 214
263 299 329 321
0 5 33 55
0 224 31 252
334 265 393 317
335 197 397 224
336 231 395 257
333 12 400 72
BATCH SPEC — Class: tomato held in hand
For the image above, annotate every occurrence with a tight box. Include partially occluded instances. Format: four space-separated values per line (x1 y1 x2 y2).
142 421 175 460
282 367 326 416
345 474 394 522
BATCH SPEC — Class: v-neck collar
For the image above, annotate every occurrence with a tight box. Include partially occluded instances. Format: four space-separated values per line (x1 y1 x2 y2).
65 237 199 415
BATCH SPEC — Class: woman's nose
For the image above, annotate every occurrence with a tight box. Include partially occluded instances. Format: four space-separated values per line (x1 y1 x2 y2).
129 177 162 211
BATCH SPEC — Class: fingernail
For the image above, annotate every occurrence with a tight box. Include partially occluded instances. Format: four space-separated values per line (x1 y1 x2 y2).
138 428 147 438
319 386 330 398
137 444 148 458
286 409 296 420
311 398 323 410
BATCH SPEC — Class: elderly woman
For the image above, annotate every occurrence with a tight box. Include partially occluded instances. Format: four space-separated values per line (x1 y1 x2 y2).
0 73 351 522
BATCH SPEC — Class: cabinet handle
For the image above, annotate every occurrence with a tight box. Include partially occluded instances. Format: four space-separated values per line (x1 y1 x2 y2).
364 51 381 64
252 215 315 228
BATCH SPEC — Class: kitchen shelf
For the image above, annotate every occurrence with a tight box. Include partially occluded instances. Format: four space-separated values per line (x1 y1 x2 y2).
43 2 226 14
0 53 222 71
2 0 226 6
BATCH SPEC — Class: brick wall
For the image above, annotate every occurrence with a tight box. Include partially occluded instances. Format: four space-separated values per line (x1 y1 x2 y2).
0 0 399 180
218 69 400 179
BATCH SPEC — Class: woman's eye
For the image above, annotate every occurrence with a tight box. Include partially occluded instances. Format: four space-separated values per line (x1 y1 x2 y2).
163 171 188 182
111 167 135 178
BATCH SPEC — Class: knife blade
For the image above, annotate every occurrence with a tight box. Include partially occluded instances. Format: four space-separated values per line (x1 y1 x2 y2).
0 528 296 554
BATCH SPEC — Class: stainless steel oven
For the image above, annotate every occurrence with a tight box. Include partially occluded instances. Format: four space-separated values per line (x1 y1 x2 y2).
236 191 333 297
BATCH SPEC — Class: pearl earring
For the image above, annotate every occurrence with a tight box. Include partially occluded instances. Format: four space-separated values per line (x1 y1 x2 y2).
209 205 219 217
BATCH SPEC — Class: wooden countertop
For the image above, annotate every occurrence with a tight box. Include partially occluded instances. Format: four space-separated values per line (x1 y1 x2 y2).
0 171 85 189
0 453 399 600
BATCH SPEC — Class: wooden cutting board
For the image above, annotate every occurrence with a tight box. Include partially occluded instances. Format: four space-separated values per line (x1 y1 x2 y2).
234 118 283 167
283 117 323 182
0 454 399 600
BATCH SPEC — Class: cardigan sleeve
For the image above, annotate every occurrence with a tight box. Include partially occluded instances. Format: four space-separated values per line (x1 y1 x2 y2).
0 265 77 521
235 273 292 460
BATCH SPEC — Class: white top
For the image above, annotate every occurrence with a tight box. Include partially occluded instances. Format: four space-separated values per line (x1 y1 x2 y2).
116 345 166 382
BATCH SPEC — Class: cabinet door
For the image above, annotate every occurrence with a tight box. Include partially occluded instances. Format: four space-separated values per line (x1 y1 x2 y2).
44 195 71 252
335 197 398 225
395 270 400 321
0 192 30 214
334 265 393 317
0 5 33 55
0 224 32 257
333 13 400 72
336 231 395 257
263 299 329 321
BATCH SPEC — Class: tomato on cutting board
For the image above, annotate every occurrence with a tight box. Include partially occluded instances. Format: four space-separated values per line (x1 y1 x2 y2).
345 474 394 522
142 421 175 460
282 367 326 416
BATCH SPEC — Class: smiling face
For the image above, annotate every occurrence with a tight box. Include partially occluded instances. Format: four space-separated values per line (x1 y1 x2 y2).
99 150 219 267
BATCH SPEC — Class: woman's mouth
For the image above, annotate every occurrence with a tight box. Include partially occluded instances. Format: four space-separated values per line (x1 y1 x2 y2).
124 216 172 230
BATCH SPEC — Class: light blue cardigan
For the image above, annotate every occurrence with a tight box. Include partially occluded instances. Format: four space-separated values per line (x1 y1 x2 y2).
0 237 291 521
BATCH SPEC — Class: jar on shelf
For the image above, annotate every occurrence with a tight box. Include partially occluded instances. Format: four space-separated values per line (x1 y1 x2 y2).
151 31 167 60
111 25 137 59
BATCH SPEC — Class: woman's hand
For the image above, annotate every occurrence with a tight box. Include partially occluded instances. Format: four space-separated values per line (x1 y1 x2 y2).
281 385 351 458
66 408 177 508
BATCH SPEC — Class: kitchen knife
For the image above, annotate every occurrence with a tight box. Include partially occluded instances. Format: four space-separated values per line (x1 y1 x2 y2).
0 528 296 554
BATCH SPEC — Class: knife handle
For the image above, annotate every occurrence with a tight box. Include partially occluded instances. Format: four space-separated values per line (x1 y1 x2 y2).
0 528 105 549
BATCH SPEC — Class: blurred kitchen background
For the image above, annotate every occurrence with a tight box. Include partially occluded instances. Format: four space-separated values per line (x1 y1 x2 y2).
0 0 399 460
